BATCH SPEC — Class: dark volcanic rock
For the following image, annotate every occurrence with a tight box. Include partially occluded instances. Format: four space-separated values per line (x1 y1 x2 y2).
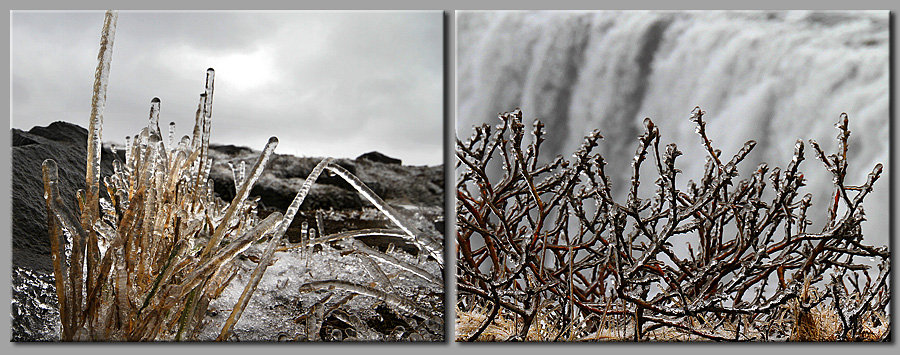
208 171 365 212
212 144 255 156
11 122 118 273
356 151 401 165
12 124 444 272
208 145 443 213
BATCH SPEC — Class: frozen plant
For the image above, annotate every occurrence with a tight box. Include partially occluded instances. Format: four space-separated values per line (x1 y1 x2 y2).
41 10 443 341
456 107 888 341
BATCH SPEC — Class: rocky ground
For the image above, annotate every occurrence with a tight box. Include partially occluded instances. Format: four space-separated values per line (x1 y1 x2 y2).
10 121 445 341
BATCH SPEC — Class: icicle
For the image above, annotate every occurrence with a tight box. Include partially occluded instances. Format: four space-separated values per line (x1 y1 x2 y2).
238 161 245 189
228 161 246 193
166 121 175 151
315 210 326 235
306 227 315 268
124 136 133 168
147 97 161 136
300 221 309 244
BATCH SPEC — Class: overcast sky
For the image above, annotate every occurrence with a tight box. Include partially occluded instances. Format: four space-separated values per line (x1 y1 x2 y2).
11 11 443 166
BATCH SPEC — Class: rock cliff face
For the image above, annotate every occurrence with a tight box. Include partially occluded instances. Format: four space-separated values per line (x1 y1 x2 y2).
11 122 118 273
10 121 445 341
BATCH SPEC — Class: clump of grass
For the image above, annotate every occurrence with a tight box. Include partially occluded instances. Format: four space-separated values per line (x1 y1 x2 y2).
456 107 889 341
42 10 443 341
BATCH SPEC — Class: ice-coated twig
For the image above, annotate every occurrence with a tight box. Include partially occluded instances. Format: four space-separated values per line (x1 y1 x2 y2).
298 280 441 330
173 212 282 304
216 212 286 341
41 159 73 338
278 228 409 251
215 157 334 341
346 238 441 286
80 11 117 331
325 163 443 267
201 137 278 260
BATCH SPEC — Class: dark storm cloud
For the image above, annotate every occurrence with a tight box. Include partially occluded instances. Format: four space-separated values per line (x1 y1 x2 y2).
11 11 443 166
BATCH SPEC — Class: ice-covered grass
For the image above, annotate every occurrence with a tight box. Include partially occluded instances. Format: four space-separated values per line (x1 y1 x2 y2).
40 10 443 341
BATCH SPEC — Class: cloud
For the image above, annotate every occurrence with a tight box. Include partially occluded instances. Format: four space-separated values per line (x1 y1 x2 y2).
11 11 444 166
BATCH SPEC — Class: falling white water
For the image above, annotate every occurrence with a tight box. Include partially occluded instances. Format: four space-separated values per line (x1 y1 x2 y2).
457 10 889 247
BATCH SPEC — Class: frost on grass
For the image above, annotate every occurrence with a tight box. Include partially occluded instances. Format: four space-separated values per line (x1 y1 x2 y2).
456 108 888 342
39 10 443 341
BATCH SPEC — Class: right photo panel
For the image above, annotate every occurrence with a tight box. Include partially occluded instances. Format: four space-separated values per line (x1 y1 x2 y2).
455 11 889 342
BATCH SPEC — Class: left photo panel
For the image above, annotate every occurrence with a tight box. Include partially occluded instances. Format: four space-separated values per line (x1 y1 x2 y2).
11 10 445 342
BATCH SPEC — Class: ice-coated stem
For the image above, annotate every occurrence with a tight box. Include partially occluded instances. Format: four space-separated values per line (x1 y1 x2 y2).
175 212 282 303
325 163 443 267
278 228 409 251
148 97 161 137
42 159 73 339
200 137 279 260
281 158 332 232
298 280 441 330
84 10 117 219
348 238 442 286
197 69 215 184
213 158 334 339
190 93 206 153
83 10 117 321
168 122 176 151
217 214 285 341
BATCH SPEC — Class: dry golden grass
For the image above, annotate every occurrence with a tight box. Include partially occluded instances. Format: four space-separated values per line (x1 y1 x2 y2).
457 299 889 342
456 305 559 341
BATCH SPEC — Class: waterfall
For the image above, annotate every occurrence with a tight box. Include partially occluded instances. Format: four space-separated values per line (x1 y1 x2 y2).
457 10 889 246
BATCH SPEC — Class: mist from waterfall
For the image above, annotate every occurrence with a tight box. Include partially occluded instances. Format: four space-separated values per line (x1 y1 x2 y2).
457 10 889 247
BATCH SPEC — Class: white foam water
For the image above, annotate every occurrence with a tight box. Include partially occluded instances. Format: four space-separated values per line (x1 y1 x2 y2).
458 10 889 247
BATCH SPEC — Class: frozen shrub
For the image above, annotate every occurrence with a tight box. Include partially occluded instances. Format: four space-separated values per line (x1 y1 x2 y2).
456 107 889 341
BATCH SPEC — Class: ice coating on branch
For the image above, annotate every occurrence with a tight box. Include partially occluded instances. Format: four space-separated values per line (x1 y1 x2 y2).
190 94 205 153
41 159 73 338
79 14 117 317
297 280 441 331
201 137 278 260
325 163 443 267
345 238 441 286
168 122 176 150
204 68 215 117
148 97 161 136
